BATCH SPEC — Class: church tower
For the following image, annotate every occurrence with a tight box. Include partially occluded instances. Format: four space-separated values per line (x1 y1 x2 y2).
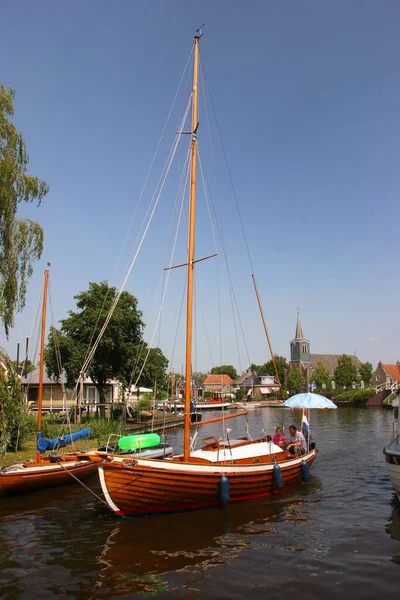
290 309 310 365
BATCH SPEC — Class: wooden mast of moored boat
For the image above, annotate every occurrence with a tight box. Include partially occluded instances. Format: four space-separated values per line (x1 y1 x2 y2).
183 33 200 461
36 267 49 463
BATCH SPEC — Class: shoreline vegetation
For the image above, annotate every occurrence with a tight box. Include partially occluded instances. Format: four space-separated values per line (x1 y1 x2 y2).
1 387 395 468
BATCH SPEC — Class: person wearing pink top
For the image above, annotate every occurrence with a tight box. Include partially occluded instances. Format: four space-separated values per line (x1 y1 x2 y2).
272 426 286 447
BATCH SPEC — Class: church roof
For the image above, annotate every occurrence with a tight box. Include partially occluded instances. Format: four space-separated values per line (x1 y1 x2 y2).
291 309 308 343
295 309 304 339
310 354 361 376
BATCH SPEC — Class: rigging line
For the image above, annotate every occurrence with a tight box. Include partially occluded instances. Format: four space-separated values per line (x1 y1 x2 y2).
133 142 191 388
200 301 215 372
48 282 74 439
54 460 111 509
197 147 252 370
155 141 192 354
78 92 193 387
78 53 195 375
118 92 193 291
78 97 191 382
107 45 194 288
201 61 255 274
22 281 42 398
199 63 250 372
168 276 187 381
127 142 191 390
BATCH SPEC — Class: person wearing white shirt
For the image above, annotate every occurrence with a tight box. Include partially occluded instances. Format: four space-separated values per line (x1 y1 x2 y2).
286 424 307 456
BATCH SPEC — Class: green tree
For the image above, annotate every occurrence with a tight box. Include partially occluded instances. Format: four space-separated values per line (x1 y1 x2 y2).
263 355 288 386
192 371 208 384
210 365 238 380
359 361 373 385
136 346 169 391
0 84 49 336
287 368 305 394
312 362 331 392
13 359 35 375
334 354 358 389
0 350 26 454
44 282 146 403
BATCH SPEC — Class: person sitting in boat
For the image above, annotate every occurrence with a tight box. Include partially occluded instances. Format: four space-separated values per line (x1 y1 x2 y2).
272 426 286 447
286 425 307 456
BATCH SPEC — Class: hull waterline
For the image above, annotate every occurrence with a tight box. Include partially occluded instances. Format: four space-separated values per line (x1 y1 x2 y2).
0 459 96 495
384 439 400 500
98 449 317 516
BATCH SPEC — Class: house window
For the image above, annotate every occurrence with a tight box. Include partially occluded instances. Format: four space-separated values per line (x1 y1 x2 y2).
302 344 307 354
85 386 96 404
293 345 297 354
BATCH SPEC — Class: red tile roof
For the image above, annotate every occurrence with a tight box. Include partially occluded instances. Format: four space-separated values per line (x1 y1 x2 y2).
203 374 234 385
382 364 400 382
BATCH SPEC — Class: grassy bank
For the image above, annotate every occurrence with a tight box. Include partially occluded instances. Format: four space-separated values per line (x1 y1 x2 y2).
0 416 128 468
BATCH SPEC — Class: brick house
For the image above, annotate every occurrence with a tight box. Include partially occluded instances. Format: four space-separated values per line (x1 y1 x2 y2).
371 362 400 390
202 374 234 396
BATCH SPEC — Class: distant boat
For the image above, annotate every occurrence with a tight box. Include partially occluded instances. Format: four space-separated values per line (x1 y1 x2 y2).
96 31 318 516
383 395 400 500
0 268 95 495
169 398 230 411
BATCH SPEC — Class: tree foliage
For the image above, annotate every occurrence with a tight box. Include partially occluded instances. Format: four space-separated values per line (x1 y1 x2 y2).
250 355 288 379
13 359 35 375
44 281 159 402
312 362 332 391
137 346 169 391
0 84 49 336
263 355 288 385
0 350 26 454
210 365 238 380
359 361 373 385
334 354 358 388
192 371 208 384
287 368 305 394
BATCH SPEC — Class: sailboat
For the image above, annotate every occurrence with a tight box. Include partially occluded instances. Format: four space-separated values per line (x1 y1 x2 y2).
97 31 318 516
383 395 400 500
0 268 96 495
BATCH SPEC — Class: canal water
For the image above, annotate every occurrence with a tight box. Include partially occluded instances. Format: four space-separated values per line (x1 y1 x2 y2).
0 407 399 599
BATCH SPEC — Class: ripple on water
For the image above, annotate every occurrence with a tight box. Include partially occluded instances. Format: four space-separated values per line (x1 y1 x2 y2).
0 408 399 599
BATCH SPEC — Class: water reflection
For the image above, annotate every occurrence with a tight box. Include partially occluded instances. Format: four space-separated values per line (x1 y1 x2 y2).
1 408 398 598
94 479 322 596
385 496 400 566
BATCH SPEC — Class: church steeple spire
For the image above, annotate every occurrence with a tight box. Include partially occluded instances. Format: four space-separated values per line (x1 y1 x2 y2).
290 309 310 364
295 308 304 340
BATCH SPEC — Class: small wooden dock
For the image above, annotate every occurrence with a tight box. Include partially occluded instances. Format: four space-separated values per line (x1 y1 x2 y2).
126 415 184 434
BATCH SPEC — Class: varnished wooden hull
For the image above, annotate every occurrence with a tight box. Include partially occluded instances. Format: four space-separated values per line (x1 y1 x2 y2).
98 449 317 516
0 459 96 495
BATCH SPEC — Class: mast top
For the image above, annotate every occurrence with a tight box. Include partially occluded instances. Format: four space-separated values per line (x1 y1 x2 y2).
195 23 205 39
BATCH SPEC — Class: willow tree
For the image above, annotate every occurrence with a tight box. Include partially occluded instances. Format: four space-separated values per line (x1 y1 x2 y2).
0 84 49 337
0 350 25 455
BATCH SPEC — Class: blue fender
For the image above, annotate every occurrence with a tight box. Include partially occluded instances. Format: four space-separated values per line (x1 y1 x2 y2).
220 474 230 505
301 459 310 483
273 463 283 489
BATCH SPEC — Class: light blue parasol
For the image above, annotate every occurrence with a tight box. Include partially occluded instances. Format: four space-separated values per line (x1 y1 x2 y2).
283 392 337 409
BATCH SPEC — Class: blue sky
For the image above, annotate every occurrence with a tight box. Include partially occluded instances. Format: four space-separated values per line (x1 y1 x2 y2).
1 1 399 373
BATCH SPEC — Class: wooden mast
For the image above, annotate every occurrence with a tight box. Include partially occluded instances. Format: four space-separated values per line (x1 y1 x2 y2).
251 274 284 397
183 33 200 461
36 267 49 463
